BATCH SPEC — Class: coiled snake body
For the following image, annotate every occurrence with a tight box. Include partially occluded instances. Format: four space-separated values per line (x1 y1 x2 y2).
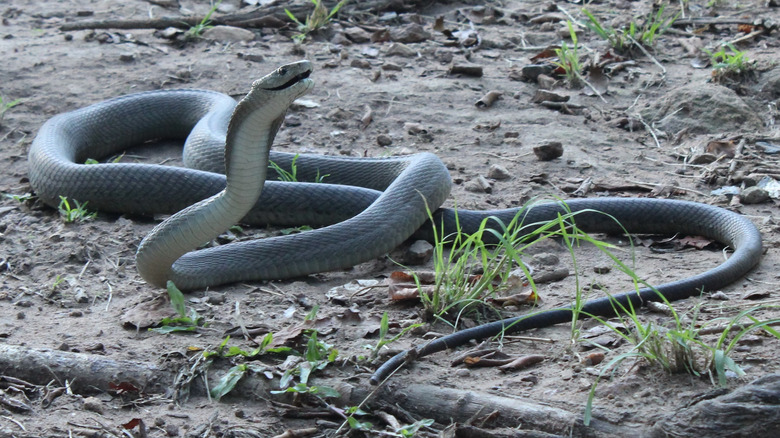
28 61 762 382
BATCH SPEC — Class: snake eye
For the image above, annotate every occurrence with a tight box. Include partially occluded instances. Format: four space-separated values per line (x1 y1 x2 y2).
278 66 288 76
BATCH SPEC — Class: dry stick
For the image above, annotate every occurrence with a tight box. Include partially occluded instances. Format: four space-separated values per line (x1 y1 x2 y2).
0 344 636 435
624 35 666 76
726 139 747 184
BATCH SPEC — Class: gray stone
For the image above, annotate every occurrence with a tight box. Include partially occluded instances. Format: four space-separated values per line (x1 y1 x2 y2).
202 25 255 43
640 83 762 134
487 164 511 180
83 396 104 414
386 42 417 57
533 141 564 161
389 23 431 43
344 26 371 43
740 186 769 204
406 240 434 265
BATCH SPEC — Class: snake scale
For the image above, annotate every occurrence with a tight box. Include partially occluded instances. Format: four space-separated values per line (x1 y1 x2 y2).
27 61 762 383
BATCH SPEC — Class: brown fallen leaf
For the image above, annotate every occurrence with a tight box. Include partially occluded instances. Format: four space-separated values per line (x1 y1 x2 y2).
706 140 736 158
486 290 539 307
498 354 545 371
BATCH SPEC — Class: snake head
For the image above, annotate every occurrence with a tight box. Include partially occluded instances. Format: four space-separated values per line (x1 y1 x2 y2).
253 60 313 96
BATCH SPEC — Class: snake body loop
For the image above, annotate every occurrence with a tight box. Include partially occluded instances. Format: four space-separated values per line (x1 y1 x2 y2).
28 62 762 381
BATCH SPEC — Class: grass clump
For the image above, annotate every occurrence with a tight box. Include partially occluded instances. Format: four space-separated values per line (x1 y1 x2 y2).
285 0 349 43
582 6 679 54
706 43 754 83
184 0 221 40
269 154 329 183
57 196 97 223
0 94 22 126
554 21 583 86
419 199 625 329
582 298 780 425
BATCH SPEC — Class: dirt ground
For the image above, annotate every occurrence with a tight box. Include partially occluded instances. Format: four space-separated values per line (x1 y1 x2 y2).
1 0 779 437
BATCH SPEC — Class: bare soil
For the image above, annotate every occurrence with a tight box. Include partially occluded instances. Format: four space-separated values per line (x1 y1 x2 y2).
1 0 779 437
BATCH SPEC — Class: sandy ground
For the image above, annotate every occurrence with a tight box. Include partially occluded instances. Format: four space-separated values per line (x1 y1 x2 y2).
1 0 779 436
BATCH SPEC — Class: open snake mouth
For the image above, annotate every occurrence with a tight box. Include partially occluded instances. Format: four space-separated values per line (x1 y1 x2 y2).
265 69 312 91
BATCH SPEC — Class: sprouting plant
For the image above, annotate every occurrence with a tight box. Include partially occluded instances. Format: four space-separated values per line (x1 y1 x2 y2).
269 154 329 183
554 21 582 86
85 153 125 165
149 281 206 333
3 192 34 203
284 0 349 43
364 312 424 359
637 6 679 47
51 275 65 292
582 299 780 425
582 7 679 53
0 94 22 125
706 43 753 82
57 196 97 223
184 0 222 40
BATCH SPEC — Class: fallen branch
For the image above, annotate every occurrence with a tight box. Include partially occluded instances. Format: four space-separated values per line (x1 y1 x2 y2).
0 344 633 436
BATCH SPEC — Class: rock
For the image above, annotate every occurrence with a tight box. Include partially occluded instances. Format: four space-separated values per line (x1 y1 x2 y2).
532 253 559 266
202 25 255 43
532 89 569 103
389 23 431 43
520 64 555 81
350 58 371 69
344 26 371 43
533 141 563 161
640 83 762 134
406 240 434 265
73 288 89 303
376 134 393 146
487 164 511 180
82 396 104 414
740 186 769 204
465 176 492 193
382 62 403 71
386 42 417 57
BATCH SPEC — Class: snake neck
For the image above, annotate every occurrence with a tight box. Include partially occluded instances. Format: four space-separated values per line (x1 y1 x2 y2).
136 110 283 288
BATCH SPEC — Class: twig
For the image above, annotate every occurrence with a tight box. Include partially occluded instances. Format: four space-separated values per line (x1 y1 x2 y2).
624 34 666 75
727 139 747 184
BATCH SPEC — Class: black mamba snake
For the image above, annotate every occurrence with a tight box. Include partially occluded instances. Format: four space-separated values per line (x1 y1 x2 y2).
27 61 763 383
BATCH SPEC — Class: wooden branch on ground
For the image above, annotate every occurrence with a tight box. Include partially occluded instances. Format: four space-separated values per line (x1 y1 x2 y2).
0 344 634 437
59 0 420 31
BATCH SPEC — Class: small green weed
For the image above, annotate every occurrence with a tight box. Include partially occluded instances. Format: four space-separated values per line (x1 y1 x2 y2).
582 7 679 53
582 300 780 425
0 94 22 124
269 154 329 183
85 153 124 165
285 0 349 43
706 43 753 82
364 312 423 359
149 281 206 333
184 0 221 40
57 196 97 223
3 192 34 203
554 21 582 86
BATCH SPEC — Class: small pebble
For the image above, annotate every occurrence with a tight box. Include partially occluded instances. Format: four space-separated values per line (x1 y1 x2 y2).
709 291 730 300
376 134 393 146
406 240 433 265
487 164 511 180
464 175 492 193
740 186 769 204
82 397 104 414
533 141 563 161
